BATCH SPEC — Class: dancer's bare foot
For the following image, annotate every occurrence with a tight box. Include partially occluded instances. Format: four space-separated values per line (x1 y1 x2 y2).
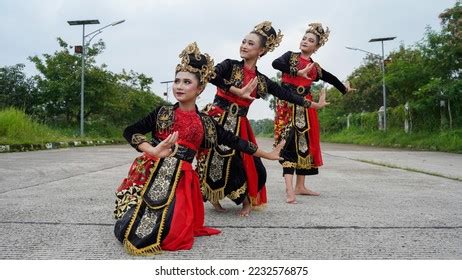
294 186 320 196
286 187 297 204
239 197 251 217
211 201 227 212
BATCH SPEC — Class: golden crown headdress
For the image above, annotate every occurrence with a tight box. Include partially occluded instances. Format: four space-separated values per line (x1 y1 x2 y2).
306 23 330 46
253 21 284 53
175 42 216 85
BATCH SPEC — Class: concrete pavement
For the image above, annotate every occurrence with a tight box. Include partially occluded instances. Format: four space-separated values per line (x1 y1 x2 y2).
0 139 461 259
323 142 462 181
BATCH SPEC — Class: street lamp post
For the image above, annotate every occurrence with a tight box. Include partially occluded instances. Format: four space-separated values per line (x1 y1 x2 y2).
160 80 174 103
67 19 125 136
369 37 396 131
345 46 381 58
345 36 396 131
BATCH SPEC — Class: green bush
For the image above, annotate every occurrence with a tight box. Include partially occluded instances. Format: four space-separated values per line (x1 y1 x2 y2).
388 105 405 129
0 107 125 144
0 108 63 144
322 127 462 153
85 121 124 139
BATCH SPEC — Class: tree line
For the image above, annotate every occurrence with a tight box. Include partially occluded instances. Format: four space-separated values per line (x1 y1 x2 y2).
318 1 461 133
1 1 460 139
0 38 165 137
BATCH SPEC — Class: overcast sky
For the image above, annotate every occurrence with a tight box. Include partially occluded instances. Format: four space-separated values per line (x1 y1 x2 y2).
0 0 456 120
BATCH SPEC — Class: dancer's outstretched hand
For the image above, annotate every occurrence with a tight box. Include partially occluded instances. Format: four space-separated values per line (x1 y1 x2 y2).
266 140 286 160
319 87 329 106
148 131 179 158
344 81 357 93
309 87 330 109
231 77 257 100
253 140 285 160
297 63 315 80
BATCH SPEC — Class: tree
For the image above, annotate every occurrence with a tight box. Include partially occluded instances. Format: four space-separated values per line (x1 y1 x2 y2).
322 1 462 132
250 119 274 136
28 38 165 127
439 0 462 57
117 69 154 92
344 55 383 113
0 64 38 114
385 45 430 105
29 37 103 122
414 1 462 129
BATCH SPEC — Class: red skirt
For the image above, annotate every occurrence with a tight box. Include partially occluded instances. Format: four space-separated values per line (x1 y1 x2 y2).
307 95 323 167
162 162 221 251
239 116 268 206
115 155 220 255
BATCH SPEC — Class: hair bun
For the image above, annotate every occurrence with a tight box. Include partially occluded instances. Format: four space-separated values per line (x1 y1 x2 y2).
253 21 283 53
306 23 330 46
175 42 216 85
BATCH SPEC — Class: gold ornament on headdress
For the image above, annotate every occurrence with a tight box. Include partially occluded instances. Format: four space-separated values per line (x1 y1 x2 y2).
306 23 330 46
253 21 284 53
175 42 216 85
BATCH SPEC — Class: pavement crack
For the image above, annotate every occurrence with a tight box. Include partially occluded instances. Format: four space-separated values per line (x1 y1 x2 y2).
212 225 462 230
0 221 114 226
323 152 462 182
1 221 460 230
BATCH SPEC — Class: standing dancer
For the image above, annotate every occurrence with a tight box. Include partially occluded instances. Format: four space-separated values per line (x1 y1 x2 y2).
272 23 355 203
197 21 328 216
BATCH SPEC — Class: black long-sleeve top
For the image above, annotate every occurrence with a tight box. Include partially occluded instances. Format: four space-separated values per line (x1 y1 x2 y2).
272 51 347 94
123 104 258 154
209 59 312 107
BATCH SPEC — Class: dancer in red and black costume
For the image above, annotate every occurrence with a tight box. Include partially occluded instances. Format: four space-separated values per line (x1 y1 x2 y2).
113 42 284 256
197 21 328 217
272 23 355 203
